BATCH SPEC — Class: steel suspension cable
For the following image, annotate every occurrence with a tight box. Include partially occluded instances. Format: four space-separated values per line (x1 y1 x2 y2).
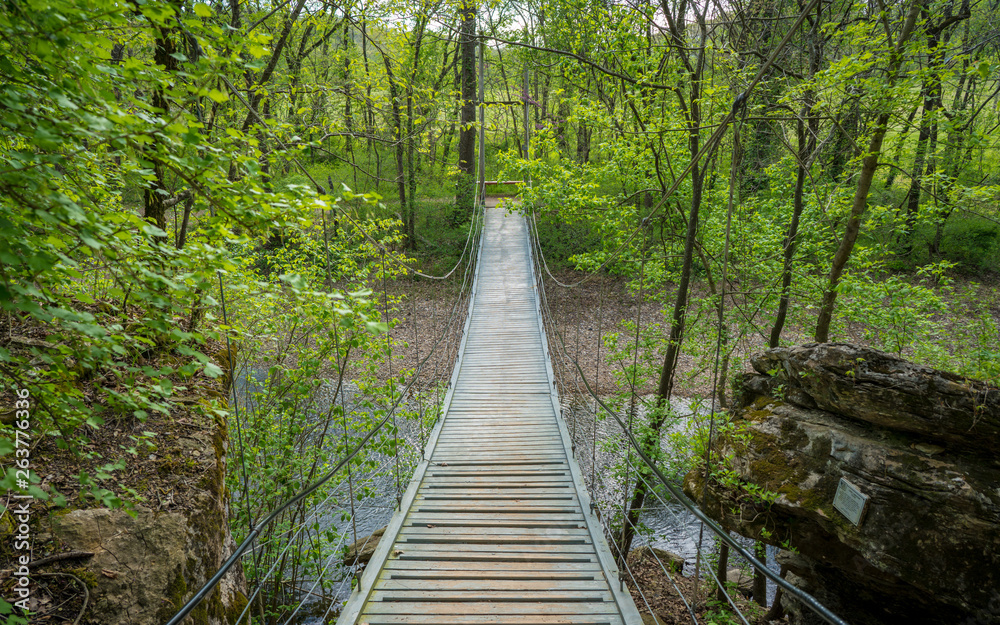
218 272 253 535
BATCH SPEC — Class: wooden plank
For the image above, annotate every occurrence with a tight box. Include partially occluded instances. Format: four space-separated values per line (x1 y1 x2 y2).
382 560 603 572
392 553 597 564
384 571 602 581
431 454 566 468
369 590 615 602
391 544 597 555
362 601 620 615
417 495 577 502
403 517 587 528
425 470 570 476
398 527 591 538
376 580 612 592
397 536 591 546
421 477 573 485
359 614 622 625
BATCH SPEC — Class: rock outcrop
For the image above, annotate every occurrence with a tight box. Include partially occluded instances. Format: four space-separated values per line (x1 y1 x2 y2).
342 526 386 567
50 415 247 625
628 545 685 574
686 343 1000 625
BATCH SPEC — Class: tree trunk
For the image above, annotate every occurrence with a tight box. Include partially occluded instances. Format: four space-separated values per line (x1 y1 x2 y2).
615 0 714 565
240 0 307 134
404 14 428 249
383 58 407 232
176 195 194 250
143 19 179 238
763 567 787 621
770 5 822 347
815 0 922 342
454 0 477 219
753 541 768 606
716 541 730 604
903 0 971 255
884 104 920 189
343 15 355 173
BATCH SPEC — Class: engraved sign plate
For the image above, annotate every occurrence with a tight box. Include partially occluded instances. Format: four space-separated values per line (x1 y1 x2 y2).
833 478 869 526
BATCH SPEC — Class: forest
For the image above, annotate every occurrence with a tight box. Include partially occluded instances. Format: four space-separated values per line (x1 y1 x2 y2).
1 0 999 622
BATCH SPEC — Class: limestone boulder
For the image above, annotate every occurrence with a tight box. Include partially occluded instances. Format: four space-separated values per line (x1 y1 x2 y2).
628 545 685 574
749 342 1000 453
53 504 245 625
50 415 246 625
688 343 1000 625
342 526 386 567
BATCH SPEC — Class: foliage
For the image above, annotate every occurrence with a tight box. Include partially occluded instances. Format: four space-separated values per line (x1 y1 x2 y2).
3 0 1000 619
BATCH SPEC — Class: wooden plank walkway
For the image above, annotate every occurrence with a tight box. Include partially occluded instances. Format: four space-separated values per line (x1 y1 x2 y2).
337 205 642 625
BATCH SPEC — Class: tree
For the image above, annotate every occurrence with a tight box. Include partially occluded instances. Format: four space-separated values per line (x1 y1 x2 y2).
455 0 478 220
815 0 922 343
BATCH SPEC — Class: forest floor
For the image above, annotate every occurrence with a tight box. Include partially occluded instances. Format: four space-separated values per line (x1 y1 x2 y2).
623 549 778 624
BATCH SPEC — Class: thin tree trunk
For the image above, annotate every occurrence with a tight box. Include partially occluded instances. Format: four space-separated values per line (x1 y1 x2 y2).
176 195 194 250
343 15 355 180
763 567 787 621
143 17 179 238
616 0 713 565
815 0 922 342
770 0 822 346
716 542 730 604
753 541 768 606
770 114 814 348
383 58 407 228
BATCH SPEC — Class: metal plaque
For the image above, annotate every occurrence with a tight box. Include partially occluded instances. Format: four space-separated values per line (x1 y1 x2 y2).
833 477 869 526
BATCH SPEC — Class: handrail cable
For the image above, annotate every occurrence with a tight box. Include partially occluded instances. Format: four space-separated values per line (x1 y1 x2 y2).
526 211 850 625
233 456 396 624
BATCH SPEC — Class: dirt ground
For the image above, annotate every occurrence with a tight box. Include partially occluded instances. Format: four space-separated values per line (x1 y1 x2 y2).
624 549 781 624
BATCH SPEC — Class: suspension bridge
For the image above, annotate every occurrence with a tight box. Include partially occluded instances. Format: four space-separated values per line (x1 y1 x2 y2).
335 203 643 624
166 192 850 625
165 192 851 625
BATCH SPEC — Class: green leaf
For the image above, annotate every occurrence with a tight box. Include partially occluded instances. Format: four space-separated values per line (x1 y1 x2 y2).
203 362 223 378
193 2 212 17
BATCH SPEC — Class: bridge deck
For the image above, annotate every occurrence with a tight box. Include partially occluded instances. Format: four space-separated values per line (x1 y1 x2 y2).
337 207 641 625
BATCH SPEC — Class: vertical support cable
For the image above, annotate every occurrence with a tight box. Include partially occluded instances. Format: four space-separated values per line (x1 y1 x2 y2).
572 283 582 448
433 300 441 439
336 328 358 551
218 272 253 535
590 279 603 496
413 271 425 456
381 250 403 506
620 252 645 560
695 108 746 610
